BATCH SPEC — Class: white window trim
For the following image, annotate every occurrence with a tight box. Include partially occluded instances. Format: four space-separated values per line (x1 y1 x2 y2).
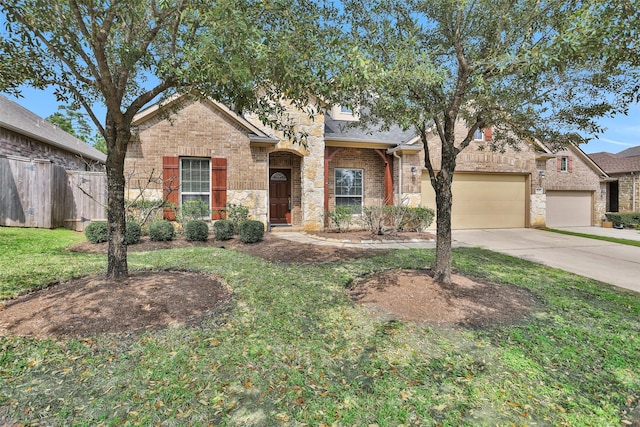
330 104 360 122
560 156 569 172
179 157 212 214
473 129 484 141
335 168 364 213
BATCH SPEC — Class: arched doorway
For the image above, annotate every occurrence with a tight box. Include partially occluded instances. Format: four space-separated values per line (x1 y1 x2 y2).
269 169 290 224
269 151 302 226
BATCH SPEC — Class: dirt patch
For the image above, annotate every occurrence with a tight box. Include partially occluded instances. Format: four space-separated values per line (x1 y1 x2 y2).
349 269 536 328
0 271 232 339
2 233 532 339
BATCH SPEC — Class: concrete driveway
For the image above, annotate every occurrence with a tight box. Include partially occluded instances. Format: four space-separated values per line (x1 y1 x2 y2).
452 228 640 293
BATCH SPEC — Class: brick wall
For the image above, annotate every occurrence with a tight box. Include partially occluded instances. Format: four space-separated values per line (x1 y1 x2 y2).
327 148 387 210
125 99 267 201
0 127 102 171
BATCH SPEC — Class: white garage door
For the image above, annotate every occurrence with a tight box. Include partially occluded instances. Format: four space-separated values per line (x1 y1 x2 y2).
546 191 592 227
421 173 527 229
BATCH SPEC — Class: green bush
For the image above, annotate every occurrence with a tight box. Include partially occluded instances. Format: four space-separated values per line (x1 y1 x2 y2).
184 220 209 241
180 200 211 223
149 220 175 242
402 206 435 232
326 205 355 232
238 220 264 243
213 220 235 241
124 221 142 245
605 212 640 228
226 203 250 232
85 221 108 244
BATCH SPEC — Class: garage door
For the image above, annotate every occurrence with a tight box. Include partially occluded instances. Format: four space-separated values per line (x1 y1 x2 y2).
546 191 592 227
421 173 527 229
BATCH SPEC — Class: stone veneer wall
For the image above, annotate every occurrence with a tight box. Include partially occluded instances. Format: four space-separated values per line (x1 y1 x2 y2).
0 127 102 171
245 101 326 231
616 174 640 213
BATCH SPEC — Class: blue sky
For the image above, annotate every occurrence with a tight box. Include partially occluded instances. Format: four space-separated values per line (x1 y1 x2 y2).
5 85 639 154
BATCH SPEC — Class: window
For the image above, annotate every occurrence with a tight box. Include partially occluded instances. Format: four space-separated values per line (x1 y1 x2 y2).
335 168 363 213
560 156 569 172
473 129 484 141
181 158 210 210
330 104 360 122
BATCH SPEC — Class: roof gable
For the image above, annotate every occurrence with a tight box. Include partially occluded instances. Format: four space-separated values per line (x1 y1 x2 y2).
132 94 276 142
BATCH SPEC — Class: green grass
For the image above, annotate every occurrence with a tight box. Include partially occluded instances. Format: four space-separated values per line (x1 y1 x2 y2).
544 227 640 247
1 227 639 426
0 227 105 298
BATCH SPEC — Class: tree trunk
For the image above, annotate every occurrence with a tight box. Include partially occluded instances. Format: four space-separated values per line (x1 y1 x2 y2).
433 171 454 284
106 128 130 280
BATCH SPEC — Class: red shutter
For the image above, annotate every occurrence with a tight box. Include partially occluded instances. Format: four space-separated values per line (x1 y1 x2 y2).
162 156 179 220
568 156 573 173
557 157 562 172
211 158 227 220
484 127 492 141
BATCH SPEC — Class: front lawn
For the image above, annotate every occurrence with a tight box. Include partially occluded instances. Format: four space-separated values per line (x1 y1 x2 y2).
1 227 639 425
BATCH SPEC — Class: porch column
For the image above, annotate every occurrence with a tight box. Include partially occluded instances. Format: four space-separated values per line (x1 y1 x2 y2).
375 149 394 205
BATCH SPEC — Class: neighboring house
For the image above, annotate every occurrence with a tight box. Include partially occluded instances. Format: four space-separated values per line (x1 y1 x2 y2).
0 94 106 170
588 147 640 213
0 95 106 230
124 96 608 231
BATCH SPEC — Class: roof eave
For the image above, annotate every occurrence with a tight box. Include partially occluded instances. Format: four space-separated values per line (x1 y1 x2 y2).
0 122 106 163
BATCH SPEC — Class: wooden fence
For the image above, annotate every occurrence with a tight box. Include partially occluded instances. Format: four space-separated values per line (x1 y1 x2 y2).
0 155 106 231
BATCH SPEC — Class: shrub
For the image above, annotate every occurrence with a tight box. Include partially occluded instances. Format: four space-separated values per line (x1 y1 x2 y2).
125 221 142 245
184 220 209 241
402 206 435 232
605 212 640 228
180 200 211 224
238 220 264 243
149 220 175 242
213 220 235 241
125 198 166 227
326 205 355 232
85 221 108 244
226 203 250 232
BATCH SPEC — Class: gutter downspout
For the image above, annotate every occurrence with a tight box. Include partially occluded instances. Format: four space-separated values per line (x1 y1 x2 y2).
393 151 402 205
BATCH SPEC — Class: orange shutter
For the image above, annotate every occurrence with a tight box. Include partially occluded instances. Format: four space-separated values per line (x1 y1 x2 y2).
162 156 179 220
484 127 492 141
557 157 562 172
211 158 227 219
568 156 573 173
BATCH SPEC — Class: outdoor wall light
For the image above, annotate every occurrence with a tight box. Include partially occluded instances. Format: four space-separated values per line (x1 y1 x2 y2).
410 166 418 174
538 170 545 178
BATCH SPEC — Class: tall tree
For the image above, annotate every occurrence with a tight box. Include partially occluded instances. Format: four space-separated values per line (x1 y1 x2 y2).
1 0 336 279
343 0 637 284
47 105 107 153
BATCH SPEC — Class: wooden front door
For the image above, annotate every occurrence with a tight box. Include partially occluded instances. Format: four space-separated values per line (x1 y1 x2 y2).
269 169 291 224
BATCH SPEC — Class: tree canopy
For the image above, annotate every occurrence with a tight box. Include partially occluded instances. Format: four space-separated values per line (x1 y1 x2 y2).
341 0 638 283
1 0 339 279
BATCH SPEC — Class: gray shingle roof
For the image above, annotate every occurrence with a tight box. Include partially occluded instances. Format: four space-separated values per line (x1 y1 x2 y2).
0 95 106 163
616 146 640 157
589 150 640 174
324 113 416 144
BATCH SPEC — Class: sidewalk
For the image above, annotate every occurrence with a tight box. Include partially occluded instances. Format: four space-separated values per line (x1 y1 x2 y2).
272 231 437 249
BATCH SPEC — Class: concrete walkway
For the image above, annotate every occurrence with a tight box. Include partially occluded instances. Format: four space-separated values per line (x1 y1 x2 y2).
273 227 640 293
